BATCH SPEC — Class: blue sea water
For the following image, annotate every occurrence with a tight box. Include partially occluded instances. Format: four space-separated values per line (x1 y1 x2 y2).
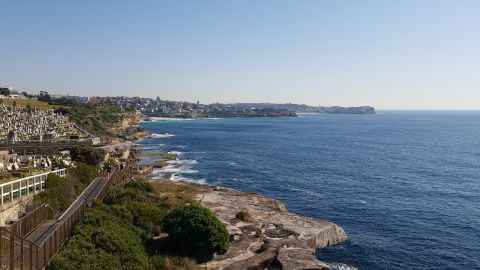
139 112 480 270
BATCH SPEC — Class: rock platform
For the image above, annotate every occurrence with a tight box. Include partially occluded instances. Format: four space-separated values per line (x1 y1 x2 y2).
192 184 347 270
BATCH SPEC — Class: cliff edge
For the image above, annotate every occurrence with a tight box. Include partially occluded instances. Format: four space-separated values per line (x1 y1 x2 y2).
193 184 347 270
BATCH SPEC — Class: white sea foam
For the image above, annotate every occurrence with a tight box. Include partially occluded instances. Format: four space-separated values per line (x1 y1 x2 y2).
170 174 206 184
328 263 359 270
139 144 164 150
150 133 175 138
142 117 194 122
151 157 200 180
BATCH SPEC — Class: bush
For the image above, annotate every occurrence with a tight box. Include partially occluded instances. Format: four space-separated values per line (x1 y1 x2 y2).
49 205 149 270
69 163 97 186
235 210 251 221
104 182 153 205
34 173 79 212
127 201 166 237
256 242 270 253
163 204 230 261
125 180 155 193
70 146 105 166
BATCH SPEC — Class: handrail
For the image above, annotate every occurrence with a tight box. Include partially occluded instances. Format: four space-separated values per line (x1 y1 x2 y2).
0 169 67 189
0 169 67 206
3 203 55 237
0 164 130 270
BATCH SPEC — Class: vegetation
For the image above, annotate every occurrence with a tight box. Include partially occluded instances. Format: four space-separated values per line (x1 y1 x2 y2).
34 173 77 213
149 255 197 270
48 204 150 270
164 204 230 262
34 164 97 213
235 210 251 221
50 180 227 269
256 242 270 253
0 98 56 110
54 99 124 135
70 146 105 166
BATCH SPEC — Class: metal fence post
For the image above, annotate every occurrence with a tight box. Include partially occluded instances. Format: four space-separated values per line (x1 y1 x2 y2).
10 183 13 202
10 233 14 270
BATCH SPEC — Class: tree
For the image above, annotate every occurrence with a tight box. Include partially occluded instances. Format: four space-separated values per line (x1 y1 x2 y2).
0 87 10 96
103 157 117 172
163 204 230 261
70 146 105 166
70 163 98 185
38 90 51 102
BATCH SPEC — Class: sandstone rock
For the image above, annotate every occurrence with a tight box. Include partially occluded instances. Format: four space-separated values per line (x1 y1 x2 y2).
277 248 329 270
193 184 347 269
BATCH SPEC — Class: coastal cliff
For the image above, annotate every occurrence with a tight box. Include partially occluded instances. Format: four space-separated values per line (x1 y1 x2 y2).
161 181 347 269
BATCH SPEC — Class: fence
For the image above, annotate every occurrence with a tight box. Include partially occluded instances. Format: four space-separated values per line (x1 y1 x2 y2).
3 204 55 238
0 169 67 206
127 164 153 180
0 165 128 270
0 229 39 270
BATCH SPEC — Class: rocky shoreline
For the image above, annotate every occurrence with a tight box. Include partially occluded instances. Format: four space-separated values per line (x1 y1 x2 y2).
134 130 347 269
152 179 347 270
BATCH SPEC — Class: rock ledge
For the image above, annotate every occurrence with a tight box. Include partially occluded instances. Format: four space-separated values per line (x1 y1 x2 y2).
193 185 347 270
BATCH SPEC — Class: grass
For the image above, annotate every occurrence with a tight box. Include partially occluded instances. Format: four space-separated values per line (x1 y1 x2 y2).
0 98 65 110
149 180 201 199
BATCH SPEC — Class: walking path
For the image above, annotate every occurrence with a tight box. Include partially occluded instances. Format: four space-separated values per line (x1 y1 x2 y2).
25 176 108 245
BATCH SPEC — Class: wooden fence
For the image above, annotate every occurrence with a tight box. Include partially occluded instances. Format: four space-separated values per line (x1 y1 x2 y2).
3 204 55 238
0 165 128 270
127 164 153 180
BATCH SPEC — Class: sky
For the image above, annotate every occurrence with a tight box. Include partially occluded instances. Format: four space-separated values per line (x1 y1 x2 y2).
0 1 479 109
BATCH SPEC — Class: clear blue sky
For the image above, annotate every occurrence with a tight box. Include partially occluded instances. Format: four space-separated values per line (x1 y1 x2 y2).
0 0 479 109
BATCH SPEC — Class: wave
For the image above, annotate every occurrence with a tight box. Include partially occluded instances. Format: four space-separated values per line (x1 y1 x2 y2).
328 263 359 270
142 117 194 122
151 157 200 180
139 144 165 150
150 133 175 138
170 174 206 184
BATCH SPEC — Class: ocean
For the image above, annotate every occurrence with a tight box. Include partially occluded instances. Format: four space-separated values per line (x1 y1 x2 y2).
138 111 480 270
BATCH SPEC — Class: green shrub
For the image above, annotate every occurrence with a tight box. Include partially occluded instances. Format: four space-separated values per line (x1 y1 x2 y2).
70 163 98 186
235 210 251 221
125 180 155 193
104 185 149 205
70 146 105 166
49 205 149 270
127 201 166 237
163 204 230 261
256 242 270 253
34 173 79 212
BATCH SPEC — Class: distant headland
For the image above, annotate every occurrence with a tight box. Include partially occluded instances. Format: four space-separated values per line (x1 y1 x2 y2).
94 96 376 118
1 86 375 119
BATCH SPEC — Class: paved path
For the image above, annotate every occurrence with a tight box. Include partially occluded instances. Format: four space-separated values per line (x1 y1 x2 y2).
25 177 108 245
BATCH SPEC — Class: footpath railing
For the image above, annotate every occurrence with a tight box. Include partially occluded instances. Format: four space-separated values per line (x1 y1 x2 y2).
0 165 128 270
0 169 67 206
127 164 153 180
3 204 55 238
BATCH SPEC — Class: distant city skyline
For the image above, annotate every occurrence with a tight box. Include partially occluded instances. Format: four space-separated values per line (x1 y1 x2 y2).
1 1 479 110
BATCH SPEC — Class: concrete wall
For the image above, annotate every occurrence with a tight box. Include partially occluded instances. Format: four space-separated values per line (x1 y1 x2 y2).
0 194 33 225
